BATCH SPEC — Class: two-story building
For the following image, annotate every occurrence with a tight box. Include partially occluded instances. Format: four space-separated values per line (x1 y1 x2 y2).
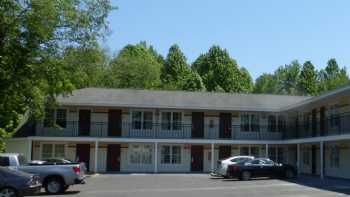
5 86 350 179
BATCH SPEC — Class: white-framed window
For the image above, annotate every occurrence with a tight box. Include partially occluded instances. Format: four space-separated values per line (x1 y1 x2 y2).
161 112 182 131
303 150 310 165
131 111 153 130
240 113 260 132
43 108 67 128
160 145 182 164
329 105 339 128
129 144 153 164
330 144 340 168
41 143 65 159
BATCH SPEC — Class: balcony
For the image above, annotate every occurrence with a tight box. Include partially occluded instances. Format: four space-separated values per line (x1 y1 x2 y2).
35 121 283 140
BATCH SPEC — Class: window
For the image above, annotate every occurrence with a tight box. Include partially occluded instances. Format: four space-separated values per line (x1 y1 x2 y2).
161 112 182 131
132 111 153 130
268 147 277 162
0 157 9 166
43 108 67 128
56 109 67 128
41 144 65 159
250 147 260 158
330 145 340 168
129 144 152 164
329 106 340 128
277 147 284 163
303 113 310 130
240 147 249 155
268 115 276 132
278 116 286 132
161 145 182 164
303 150 310 165
240 114 260 132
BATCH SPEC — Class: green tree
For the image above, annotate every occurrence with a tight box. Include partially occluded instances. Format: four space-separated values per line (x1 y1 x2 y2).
253 73 278 94
318 58 349 92
109 44 162 89
192 45 252 93
62 46 110 89
182 71 205 91
0 0 114 151
297 61 318 95
274 60 301 95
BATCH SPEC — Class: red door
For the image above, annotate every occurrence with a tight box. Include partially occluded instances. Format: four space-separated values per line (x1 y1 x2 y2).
107 144 121 172
108 110 122 137
76 144 90 171
219 113 232 139
79 110 91 136
219 146 231 160
191 145 203 172
192 112 204 138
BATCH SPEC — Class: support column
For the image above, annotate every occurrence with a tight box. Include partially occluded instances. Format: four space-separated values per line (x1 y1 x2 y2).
27 139 32 161
265 144 269 157
154 142 158 173
211 143 215 172
94 141 98 173
320 141 324 179
297 144 300 175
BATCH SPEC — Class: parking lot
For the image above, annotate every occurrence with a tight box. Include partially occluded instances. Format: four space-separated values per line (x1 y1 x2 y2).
33 174 350 197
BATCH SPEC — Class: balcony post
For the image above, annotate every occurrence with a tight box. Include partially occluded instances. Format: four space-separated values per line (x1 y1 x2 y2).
154 142 158 173
297 144 300 175
94 141 99 173
211 143 215 172
27 139 32 161
320 141 324 179
265 144 269 157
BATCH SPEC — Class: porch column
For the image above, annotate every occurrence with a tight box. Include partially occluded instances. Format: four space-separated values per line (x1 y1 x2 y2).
297 144 300 175
154 142 158 173
211 143 215 172
265 144 269 157
94 141 99 173
320 141 324 179
27 139 32 161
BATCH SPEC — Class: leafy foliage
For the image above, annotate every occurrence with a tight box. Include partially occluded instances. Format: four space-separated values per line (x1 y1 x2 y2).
0 0 114 151
318 59 349 92
298 61 318 95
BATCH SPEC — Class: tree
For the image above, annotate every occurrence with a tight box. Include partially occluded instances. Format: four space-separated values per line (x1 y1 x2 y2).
253 73 278 94
239 67 254 93
0 0 114 151
182 71 205 91
161 44 192 89
318 58 349 92
274 60 301 95
192 45 252 93
109 44 162 89
297 61 318 95
62 46 110 89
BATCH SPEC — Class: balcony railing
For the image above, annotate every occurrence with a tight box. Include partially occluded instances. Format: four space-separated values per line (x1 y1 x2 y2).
35 121 283 140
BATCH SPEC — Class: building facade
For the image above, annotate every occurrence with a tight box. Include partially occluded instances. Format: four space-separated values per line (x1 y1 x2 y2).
5 87 350 179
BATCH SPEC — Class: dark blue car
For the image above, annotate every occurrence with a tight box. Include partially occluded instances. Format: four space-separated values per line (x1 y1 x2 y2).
0 167 41 197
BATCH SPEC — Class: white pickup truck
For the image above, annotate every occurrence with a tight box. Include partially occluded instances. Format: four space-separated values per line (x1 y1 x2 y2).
0 153 86 194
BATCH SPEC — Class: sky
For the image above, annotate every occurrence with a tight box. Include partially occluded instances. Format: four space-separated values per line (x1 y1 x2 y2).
104 0 350 79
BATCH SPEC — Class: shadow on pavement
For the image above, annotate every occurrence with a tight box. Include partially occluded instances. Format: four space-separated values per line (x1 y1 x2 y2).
33 191 80 196
282 175 350 195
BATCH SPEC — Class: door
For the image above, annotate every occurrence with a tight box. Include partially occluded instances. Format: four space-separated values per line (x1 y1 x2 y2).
107 144 121 172
192 112 204 138
79 110 91 136
191 145 203 172
219 146 231 160
76 144 90 171
219 113 232 139
320 107 325 136
311 145 316 175
108 109 122 137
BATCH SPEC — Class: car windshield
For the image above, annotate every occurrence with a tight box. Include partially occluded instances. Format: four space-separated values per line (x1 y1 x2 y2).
231 157 253 163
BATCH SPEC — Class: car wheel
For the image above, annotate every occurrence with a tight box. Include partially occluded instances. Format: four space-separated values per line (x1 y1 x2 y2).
45 177 64 194
241 171 251 181
285 169 295 179
0 187 17 197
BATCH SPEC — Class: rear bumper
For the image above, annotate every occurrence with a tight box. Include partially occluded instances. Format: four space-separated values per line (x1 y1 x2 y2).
74 176 86 184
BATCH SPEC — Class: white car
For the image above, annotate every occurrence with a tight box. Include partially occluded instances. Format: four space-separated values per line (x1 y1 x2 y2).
215 156 255 178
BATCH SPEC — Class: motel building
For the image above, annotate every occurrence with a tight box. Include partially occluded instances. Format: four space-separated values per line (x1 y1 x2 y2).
5 86 350 179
